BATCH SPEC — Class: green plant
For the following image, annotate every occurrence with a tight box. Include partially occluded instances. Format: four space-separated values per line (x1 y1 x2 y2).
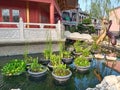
75 46 83 53
73 40 81 48
59 42 64 58
91 42 100 51
82 48 91 57
50 54 61 66
73 41 83 53
82 18 92 24
44 30 52 60
30 57 46 72
77 23 88 33
88 26 96 34
74 56 90 67
63 50 71 58
1 59 26 76
69 26 77 33
23 51 34 64
43 49 52 60
53 64 70 76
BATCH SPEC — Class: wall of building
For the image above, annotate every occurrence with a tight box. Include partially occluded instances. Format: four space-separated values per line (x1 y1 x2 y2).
109 7 120 36
0 0 50 24
0 0 26 22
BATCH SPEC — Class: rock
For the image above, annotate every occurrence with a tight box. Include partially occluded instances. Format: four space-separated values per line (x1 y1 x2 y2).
117 76 120 82
86 75 120 90
103 75 118 86
65 32 93 42
64 31 71 37
11 89 21 90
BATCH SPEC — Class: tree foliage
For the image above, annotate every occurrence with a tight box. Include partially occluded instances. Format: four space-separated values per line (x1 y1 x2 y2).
84 0 120 19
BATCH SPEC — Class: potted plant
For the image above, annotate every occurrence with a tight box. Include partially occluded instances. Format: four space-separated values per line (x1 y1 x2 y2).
82 48 92 60
28 57 47 77
62 50 73 64
1 59 26 76
105 50 117 61
73 46 83 56
52 64 72 82
39 49 52 65
74 56 91 72
90 42 101 54
73 41 83 56
48 54 62 70
24 51 34 66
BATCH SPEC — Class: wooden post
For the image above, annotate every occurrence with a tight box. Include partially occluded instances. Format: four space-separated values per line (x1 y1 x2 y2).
50 2 54 24
26 1 30 28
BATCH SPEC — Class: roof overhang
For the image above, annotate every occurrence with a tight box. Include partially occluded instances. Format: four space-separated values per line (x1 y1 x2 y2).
56 0 78 11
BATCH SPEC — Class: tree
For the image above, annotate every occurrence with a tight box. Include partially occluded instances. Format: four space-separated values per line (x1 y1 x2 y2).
89 0 120 20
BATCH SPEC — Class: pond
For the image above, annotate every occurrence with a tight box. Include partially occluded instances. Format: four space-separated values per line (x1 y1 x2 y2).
0 53 119 90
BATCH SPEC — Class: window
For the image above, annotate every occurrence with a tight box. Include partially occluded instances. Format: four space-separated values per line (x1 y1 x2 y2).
2 9 10 22
12 10 19 22
62 12 70 21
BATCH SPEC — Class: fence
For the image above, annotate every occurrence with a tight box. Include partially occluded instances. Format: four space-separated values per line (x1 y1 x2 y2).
0 18 63 41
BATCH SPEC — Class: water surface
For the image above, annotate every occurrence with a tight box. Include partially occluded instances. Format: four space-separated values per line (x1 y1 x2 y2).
0 54 119 90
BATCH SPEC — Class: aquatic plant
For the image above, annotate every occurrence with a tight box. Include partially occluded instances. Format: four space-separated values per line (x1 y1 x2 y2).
1 59 26 76
50 54 61 66
53 64 70 76
30 58 46 72
74 56 90 67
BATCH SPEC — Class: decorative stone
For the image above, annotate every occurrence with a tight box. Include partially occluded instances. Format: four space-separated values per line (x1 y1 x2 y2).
86 75 120 90
103 75 118 86
65 32 93 42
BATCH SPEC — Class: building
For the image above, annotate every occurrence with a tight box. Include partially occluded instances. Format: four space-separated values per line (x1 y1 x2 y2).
0 0 78 26
0 0 62 27
0 0 78 56
62 8 89 30
109 6 120 36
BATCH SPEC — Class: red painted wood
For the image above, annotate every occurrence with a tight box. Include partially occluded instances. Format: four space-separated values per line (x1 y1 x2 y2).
50 3 54 24
20 0 51 3
0 0 26 27
0 0 61 28
29 2 39 28
53 0 61 16
0 7 2 22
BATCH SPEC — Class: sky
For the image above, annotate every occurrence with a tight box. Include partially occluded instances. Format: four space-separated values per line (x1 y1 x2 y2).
78 0 120 12
78 0 91 11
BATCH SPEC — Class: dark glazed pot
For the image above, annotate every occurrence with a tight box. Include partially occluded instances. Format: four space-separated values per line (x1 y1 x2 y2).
62 57 73 64
52 70 72 82
28 66 47 77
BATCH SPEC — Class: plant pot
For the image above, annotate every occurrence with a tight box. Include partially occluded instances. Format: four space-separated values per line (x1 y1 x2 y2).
74 63 90 72
47 62 54 71
39 59 50 65
28 66 47 77
73 51 82 56
62 57 74 64
48 62 63 71
105 56 117 61
86 55 93 61
52 70 72 82
94 54 105 60
91 50 100 54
